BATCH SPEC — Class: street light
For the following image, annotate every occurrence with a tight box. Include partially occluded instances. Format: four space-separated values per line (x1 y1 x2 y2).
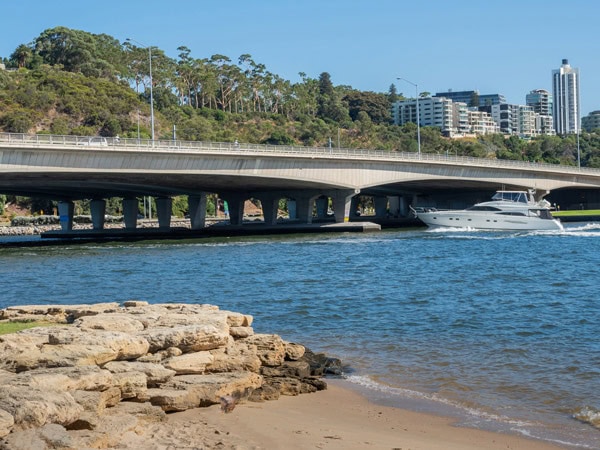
397 77 421 158
126 38 155 142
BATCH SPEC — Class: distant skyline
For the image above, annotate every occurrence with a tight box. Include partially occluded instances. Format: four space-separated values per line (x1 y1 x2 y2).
2 0 598 115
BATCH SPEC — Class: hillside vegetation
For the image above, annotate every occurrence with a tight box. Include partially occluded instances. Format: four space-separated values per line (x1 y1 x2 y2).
1 26 600 216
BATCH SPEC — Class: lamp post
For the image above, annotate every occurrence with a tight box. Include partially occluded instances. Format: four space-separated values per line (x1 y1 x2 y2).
126 38 155 142
397 77 421 158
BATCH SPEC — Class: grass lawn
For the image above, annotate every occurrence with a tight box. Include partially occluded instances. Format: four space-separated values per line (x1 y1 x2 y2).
553 210 600 217
0 321 63 335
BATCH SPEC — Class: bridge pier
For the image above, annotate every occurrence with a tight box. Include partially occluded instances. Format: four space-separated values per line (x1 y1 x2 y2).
122 198 139 229
294 193 320 224
315 197 328 219
90 199 106 230
374 196 388 218
156 197 172 229
256 193 279 225
188 194 207 230
221 193 246 226
329 189 358 223
57 201 74 231
387 196 399 217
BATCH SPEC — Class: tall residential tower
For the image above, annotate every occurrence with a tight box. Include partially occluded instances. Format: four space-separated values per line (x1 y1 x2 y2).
552 59 580 134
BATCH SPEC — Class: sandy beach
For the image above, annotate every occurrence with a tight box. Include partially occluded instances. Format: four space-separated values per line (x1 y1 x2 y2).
120 379 564 450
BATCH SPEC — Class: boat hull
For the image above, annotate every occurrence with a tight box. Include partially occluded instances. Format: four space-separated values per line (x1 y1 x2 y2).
416 211 563 231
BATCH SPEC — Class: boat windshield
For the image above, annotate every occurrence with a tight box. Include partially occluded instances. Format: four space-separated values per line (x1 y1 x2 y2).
491 191 528 203
466 206 502 211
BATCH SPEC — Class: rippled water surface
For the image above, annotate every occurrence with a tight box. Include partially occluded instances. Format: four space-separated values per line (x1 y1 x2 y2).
1 224 599 448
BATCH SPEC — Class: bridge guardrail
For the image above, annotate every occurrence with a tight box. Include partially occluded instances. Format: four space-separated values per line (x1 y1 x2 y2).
0 132 597 176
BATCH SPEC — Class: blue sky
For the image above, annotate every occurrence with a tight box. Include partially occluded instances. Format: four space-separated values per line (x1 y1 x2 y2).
2 0 598 114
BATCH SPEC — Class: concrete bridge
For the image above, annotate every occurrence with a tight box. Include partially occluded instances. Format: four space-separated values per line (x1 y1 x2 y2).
1 133 600 232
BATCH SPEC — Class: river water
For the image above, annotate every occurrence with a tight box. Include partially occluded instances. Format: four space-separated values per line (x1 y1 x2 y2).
1 223 599 448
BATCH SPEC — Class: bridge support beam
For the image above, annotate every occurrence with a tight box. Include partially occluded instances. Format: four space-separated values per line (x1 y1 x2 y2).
374 196 388 218
90 199 106 230
221 193 246 226
188 194 207 230
122 198 138 229
58 201 74 231
387 196 399 217
315 197 328 219
329 189 359 223
156 197 172 229
294 193 320 224
256 193 279 225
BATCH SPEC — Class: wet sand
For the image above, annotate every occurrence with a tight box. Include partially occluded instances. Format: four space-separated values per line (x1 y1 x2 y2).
123 380 565 449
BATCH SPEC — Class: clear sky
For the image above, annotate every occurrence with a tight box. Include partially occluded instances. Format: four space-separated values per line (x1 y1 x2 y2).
2 0 598 114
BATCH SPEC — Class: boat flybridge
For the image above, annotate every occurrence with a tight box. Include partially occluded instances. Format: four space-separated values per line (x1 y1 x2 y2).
411 189 564 231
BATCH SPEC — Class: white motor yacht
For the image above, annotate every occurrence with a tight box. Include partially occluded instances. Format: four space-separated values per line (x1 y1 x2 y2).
411 190 563 231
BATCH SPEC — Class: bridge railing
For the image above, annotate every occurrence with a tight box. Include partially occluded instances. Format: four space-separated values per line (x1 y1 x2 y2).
1 132 598 175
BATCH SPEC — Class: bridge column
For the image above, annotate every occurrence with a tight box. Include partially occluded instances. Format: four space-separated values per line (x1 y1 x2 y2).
349 196 361 219
256 193 279 225
221 193 246 226
156 197 172 229
122 198 139 229
295 193 320 224
188 194 207 230
397 196 407 217
57 201 74 231
315 197 328 219
388 196 400 217
90 199 106 230
330 189 359 223
374 196 388 218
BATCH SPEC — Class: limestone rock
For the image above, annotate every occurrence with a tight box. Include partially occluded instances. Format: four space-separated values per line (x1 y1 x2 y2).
0 387 83 430
135 346 182 364
206 340 262 373
1 366 114 392
229 326 254 338
48 329 150 361
140 324 229 353
74 314 145 333
0 423 74 450
123 300 149 307
226 312 253 327
261 360 311 379
72 387 121 416
149 371 262 411
285 342 306 360
244 334 286 367
110 371 148 400
0 409 14 438
163 351 214 375
102 361 175 387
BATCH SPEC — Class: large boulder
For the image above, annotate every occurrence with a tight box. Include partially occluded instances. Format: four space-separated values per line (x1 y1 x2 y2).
74 314 145 333
162 351 214 375
244 334 286 367
0 387 83 430
1 366 114 392
102 361 176 387
0 423 74 450
148 371 262 411
139 324 229 353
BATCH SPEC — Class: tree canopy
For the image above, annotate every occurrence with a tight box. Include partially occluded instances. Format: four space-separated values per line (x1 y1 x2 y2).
0 26 598 168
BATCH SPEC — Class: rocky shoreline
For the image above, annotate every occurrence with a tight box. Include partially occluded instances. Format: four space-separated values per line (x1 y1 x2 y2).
0 302 340 449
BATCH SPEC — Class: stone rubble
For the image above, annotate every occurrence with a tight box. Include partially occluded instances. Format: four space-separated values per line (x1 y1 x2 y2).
0 302 340 449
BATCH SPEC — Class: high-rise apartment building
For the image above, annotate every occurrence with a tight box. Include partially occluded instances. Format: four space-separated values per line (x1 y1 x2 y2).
552 59 580 134
526 89 553 116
